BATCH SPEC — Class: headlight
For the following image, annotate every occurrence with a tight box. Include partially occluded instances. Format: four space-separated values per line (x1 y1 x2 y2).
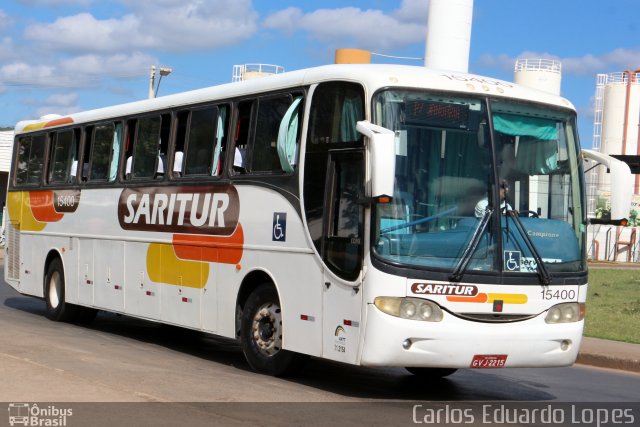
374 297 443 322
544 302 585 324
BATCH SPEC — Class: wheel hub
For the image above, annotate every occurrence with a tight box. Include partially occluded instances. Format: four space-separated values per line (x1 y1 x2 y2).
49 271 61 309
251 303 282 356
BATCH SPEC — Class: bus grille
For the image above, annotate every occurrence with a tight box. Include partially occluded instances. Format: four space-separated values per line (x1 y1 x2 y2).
7 221 20 281
452 312 536 323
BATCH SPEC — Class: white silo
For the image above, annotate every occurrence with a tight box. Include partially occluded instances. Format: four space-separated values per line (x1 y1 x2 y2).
596 71 640 194
425 0 474 73
514 58 562 95
589 71 640 262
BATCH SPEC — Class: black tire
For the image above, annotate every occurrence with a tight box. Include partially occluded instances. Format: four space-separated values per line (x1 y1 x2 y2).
44 258 79 322
240 284 307 376
405 367 458 378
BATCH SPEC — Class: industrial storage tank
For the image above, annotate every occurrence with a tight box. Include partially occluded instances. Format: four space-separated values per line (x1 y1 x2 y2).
596 71 640 193
425 0 473 73
600 72 640 158
514 58 562 95
588 71 640 262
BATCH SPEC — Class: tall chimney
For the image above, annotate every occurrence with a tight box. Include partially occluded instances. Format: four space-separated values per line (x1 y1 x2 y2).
425 0 474 73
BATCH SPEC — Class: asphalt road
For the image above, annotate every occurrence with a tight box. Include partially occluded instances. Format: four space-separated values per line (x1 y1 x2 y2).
1 266 639 426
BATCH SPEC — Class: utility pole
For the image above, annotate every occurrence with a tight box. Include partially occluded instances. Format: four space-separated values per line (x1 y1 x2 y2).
148 65 156 99
148 65 172 99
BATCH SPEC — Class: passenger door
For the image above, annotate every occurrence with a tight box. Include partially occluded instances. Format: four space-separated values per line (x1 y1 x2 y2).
322 150 365 364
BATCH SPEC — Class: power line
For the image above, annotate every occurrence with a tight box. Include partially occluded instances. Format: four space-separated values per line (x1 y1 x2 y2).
371 52 423 61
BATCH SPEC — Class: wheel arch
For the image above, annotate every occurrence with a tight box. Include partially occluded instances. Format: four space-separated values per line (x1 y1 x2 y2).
235 269 279 338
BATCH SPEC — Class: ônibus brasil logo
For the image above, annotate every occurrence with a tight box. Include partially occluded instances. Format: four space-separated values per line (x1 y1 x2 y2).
8 403 73 426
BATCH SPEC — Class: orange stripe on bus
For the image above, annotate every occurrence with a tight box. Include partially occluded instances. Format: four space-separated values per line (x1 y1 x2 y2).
43 117 74 128
172 224 244 264
22 117 74 132
447 293 488 303
29 191 64 222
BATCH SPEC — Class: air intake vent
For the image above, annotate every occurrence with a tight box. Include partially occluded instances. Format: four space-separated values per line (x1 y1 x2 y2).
7 220 20 280
453 312 536 323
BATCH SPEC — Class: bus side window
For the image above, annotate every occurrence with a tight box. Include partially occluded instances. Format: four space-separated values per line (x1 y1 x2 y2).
309 82 364 144
158 113 171 179
128 115 163 180
109 123 122 182
277 96 303 173
233 100 253 174
250 94 294 173
214 105 229 176
87 123 117 182
185 106 218 176
173 111 189 177
48 129 79 184
15 134 47 186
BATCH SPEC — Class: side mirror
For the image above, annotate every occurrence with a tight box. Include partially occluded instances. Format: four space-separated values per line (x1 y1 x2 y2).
582 149 633 224
356 121 395 198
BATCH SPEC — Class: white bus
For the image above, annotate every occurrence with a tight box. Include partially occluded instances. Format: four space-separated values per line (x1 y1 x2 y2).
4 64 630 377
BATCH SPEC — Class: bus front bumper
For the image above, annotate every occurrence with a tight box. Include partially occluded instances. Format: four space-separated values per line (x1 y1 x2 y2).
360 304 583 368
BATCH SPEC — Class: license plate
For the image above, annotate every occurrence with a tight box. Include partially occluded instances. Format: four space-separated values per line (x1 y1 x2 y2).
470 354 507 368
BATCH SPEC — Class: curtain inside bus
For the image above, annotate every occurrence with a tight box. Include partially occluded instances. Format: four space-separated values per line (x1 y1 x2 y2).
277 96 303 173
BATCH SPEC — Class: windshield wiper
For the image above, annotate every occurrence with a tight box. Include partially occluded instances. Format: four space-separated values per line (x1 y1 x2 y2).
450 208 493 282
506 211 552 286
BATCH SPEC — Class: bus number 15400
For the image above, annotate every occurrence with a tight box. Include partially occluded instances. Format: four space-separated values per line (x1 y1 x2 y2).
540 289 576 301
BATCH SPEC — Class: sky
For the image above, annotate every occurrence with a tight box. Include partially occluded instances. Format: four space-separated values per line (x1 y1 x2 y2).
1 0 640 148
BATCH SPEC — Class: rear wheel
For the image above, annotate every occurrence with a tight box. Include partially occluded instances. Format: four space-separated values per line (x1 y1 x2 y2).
240 284 307 376
44 258 79 322
405 367 458 378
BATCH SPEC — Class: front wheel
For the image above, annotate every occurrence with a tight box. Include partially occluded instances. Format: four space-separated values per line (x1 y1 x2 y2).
405 367 458 378
240 284 307 376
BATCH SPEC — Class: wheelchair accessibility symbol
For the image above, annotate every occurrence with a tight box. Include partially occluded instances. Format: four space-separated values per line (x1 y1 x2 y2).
272 212 287 242
504 251 521 271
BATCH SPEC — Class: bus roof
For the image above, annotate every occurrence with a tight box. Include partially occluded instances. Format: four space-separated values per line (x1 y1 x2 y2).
14 64 575 134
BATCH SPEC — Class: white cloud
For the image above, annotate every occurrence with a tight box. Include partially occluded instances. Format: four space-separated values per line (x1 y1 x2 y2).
479 48 640 76
24 0 259 53
59 52 157 77
138 0 259 51
262 7 301 34
0 62 57 86
24 13 153 53
44 92 78 107
0 53 150 89
0 10 13 32
0 37 15 61
393 0 429 24
264 1 427 52
36 92 81 117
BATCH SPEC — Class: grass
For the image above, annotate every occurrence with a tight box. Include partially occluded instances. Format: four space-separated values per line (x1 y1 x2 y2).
584 268 640 344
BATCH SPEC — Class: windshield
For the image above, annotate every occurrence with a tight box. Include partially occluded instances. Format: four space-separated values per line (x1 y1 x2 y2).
372 90 586 276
